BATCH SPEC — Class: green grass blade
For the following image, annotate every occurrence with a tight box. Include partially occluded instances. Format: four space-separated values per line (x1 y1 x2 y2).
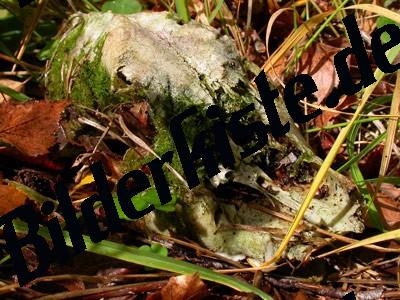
175 0 190 23
365 177 400 185
208 0 224 23
0 84 30 102
6 180 57 204
306 116 393 133
295 0 350 61
337 132 387 173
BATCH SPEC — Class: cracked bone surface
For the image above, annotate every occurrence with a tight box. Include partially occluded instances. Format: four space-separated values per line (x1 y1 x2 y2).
47 11 365 263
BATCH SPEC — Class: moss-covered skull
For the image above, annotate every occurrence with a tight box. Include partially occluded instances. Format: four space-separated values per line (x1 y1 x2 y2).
46 11 365 263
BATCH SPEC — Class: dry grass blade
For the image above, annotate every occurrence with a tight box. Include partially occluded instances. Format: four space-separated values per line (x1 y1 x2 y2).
78 117 130 147
258 11 331 78
346 4 400 24
300 100 400 118
264 7 293 86
12 0 48 71
157 234 245 268
379 71 400 178
245 0 253 49
318 228 400 258
315 227 400 255
0 52 42 71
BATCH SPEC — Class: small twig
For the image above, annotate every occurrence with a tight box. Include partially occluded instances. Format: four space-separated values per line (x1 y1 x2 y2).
265 276 348 299
92 120 112 154
0 71 30 76
337 278 397 286
78 117 130 147
0 52 42 71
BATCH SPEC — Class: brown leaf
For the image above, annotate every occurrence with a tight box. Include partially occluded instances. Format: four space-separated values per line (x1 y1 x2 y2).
161 274 208 300
0 100 69 157
297 43 342 104
376 183 400 230
319 131 335 152
359 146 384 179
0 184 27 215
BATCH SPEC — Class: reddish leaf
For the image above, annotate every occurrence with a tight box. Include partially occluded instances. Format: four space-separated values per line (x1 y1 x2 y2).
376 183 400 230
0 100 69 157
56 280 85 292
372 81 395 96
319 131 336 152
297 43 342 104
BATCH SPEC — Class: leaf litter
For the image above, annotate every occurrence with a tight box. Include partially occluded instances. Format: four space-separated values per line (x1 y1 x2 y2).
0 100 69 157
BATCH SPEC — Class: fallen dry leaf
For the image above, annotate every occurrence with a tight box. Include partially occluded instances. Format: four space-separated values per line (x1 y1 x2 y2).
359 146 384 179
0 183 27 215
0 100 69 157
267 42 343 105
297 42 342 104
119 102 155 145
161 274 208 300
376 183 400 230
319 131 336 152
